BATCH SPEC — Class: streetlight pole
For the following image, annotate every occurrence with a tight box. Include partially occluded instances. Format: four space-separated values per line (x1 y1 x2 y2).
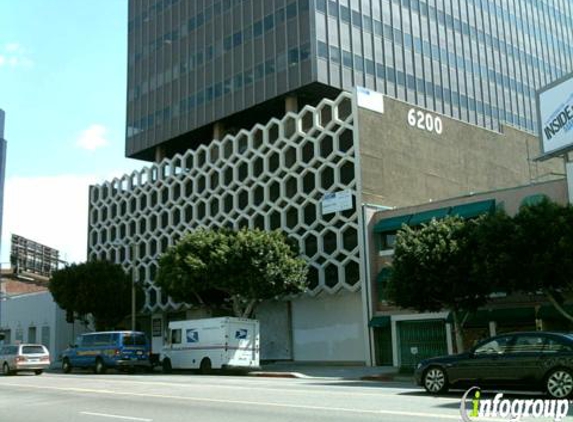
131 252 136 332
130 243 137 332
113 241 137 331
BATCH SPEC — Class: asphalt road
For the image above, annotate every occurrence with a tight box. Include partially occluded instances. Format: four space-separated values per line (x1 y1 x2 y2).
0 371 565 422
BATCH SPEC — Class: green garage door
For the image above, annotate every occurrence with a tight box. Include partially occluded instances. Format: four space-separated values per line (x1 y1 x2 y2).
398 319 448 370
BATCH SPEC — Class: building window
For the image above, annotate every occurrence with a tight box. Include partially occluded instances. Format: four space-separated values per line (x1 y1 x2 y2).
380 233 397 251
41 326 50 351
28 327 37 344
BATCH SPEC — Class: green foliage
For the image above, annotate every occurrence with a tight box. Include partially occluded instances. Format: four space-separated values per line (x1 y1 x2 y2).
385 216 493 314
49 260 137 330
156 228 308 317
385 199 573 339
510 199 573 297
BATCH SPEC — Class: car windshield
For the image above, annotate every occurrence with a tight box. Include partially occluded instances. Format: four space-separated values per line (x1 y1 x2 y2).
22 346 46 355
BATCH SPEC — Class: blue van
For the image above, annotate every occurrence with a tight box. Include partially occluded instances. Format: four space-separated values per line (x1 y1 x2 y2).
61 331 151 374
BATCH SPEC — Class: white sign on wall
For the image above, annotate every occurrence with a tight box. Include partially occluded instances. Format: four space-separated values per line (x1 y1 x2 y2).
356 86 384 114
321 190 353 215
537 72 573 157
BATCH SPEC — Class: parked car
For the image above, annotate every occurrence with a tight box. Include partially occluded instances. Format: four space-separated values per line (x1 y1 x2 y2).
0 344 51 375
61 331 151 374
415 331 573 399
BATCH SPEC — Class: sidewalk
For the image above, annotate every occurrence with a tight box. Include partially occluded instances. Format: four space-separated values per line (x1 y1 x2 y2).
249 362 413 383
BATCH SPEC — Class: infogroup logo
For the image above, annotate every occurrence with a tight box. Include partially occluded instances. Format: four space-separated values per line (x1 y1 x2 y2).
460 387 569 422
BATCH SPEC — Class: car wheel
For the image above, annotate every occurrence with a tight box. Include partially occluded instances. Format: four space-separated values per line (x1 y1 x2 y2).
546 368 573 399
2 362 12 376
162 358 172 374
34 370 43 375
94 358 107 375
423 366 449 394
199 358 212 375
62 359 72 374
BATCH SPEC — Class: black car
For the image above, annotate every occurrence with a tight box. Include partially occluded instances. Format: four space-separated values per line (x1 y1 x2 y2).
415 331 573 399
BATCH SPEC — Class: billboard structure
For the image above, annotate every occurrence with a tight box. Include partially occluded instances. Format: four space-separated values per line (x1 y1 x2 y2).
10 234 60 278
537 72 573 159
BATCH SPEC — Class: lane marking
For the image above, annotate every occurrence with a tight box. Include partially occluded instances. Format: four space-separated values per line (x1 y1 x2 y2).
80 412 152 421
36 374 442 402
1 382 461 420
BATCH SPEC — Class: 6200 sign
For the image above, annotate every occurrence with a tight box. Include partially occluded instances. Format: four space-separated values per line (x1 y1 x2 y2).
407 108 443 134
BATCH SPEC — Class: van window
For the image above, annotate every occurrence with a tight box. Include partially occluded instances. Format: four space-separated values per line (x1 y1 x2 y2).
171 329 182 344
93 334 112 346
123 333 147 346
82 335 95 347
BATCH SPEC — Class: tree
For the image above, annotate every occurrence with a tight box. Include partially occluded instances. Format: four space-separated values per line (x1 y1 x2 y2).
156 228 308 317
49 260 137 330
496 199 573 322
384 216 495 352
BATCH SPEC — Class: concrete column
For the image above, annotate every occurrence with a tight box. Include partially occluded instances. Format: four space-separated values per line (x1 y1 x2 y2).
488 321 497 337
213 121 224 140
285 95 298 113
154 145 166 163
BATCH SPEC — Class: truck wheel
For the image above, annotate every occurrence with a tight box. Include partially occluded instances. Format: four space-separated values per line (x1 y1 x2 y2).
162 358 172 374
34 370 43 375
62 359 72 374
200 358 212 375
94 358 107 375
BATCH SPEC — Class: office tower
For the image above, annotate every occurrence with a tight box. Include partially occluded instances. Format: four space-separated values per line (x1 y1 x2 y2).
126 0 573 161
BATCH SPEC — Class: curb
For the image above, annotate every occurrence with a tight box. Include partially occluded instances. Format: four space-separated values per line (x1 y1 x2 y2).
248 371 309 379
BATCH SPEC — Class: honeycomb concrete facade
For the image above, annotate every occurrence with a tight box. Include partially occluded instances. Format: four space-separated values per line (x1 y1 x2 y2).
89 92 362 313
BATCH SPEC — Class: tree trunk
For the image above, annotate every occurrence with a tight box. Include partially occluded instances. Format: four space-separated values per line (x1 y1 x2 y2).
451 310 465 353
545 290 573 323
231 296 242 317
242 299 258 318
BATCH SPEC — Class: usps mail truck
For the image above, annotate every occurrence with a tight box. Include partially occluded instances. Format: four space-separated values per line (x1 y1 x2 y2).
160 317 260 373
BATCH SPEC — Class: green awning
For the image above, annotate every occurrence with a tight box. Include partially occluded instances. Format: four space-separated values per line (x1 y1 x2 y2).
450 199 495 219
408 207 450 226
369 315 391 328
374 214 412 233
521 194 548 208
447 307 536 327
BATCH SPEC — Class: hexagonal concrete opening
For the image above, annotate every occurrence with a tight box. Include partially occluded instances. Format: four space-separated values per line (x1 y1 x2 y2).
339 161 355 185
324 263 339 288
307 266 320 290
302 171 316 194
342 227 358 251
344 261 360 286
318 103 333 128
303 202 316 226
337 128 353 152
322 230 337 255
320 166 335 190
303 233 318 258
336 96 352 122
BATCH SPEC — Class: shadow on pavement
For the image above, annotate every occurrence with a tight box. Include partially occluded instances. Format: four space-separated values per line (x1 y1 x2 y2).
307 380 419 389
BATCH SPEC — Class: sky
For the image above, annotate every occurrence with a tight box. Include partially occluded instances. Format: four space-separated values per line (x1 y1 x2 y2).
0 1 144 265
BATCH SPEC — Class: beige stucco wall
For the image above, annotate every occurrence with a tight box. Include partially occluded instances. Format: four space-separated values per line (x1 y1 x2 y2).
357 96 564 207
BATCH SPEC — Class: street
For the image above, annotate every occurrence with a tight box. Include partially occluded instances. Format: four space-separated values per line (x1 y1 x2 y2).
5 370 569 422
0 372 472 422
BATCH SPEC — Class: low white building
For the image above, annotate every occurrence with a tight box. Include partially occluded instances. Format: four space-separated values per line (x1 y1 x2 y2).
0 291 88 359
